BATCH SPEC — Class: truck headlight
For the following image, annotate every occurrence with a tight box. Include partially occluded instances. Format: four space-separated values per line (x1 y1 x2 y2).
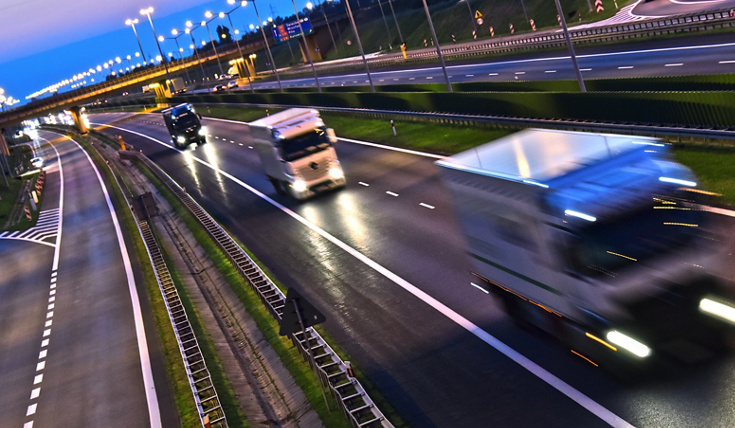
329 165 344 180
700 298 735 324
293 179 307 193
198 127 207 136
177 136 186 143
605 331 651 358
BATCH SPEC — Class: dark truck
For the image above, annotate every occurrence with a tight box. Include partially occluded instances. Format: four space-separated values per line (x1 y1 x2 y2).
162 103 207 149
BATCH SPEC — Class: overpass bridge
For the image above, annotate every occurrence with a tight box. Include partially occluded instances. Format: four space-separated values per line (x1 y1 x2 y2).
0 11 345 130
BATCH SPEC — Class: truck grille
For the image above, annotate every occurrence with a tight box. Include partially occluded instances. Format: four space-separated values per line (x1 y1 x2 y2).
297 162 328 182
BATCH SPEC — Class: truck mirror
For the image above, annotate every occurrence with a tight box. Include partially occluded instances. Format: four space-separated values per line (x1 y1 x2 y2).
326 128 337 144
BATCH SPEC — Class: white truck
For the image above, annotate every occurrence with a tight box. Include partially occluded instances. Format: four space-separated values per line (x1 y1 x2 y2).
249 108 345 200
437 129 735 367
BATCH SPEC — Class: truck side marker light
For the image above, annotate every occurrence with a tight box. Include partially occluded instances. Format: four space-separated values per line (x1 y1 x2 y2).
470 282 490 294
564 210 597 222
659 177 697 187
663 222 698 227
529 300 562 317
632 141 665 147
571 350 599 367
606 331 651 358
523 179 549 188
606 251 637 262
700 298 735 324
585 332 617 351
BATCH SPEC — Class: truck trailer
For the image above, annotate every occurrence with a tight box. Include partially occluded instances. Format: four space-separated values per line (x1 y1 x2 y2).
248 108 345 200
161 103 207 149
437 129 735 367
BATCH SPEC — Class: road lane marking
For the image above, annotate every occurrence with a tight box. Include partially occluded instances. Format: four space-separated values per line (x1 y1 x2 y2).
36 361 45 371
358 182 370 187
30 388 40 399
98 122 635 427
39 350 47 359
420 203 435 210
488 73 498 76
62 136 163 428
26 404 37 416
617 66 634 69
515 71 526 75
471 282 490 294
34 375 43 385
719 60 735 64
665 63 683 67
580 68 592 71
386 191 399 197
545 70 557 73
41 339 48 347
426 76 433 79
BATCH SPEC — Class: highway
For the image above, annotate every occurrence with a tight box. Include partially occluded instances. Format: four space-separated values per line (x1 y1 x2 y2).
0 131 173 427
90 111 735 428
209 34 735 90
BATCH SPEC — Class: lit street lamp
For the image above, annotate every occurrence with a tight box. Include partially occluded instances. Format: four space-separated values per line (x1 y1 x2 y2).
203 11 225 77
125 18 147 63
140 7 170 75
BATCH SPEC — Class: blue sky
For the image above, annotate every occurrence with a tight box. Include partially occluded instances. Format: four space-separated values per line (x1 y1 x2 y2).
0 0 305 105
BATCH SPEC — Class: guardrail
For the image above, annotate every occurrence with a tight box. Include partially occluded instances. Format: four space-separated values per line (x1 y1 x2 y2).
121 150 394 428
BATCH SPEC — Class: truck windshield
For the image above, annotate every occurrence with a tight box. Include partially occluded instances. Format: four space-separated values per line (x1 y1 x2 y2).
279 128 331 161
566 196 707 278
172 112 198 129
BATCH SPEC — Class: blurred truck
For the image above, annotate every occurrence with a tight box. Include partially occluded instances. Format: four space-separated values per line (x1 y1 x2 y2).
437 129 735 367
249 108 345 199
161 103 207 149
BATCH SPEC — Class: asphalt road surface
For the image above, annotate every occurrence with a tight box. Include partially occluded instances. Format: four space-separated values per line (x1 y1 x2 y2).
89 111 735 428
0 131 171 428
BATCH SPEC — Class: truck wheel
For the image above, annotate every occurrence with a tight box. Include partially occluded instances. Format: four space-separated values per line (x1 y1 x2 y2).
270 177 285 195
500 293 533 332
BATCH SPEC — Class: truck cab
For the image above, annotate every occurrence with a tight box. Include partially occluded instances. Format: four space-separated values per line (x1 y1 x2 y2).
161 103 207 149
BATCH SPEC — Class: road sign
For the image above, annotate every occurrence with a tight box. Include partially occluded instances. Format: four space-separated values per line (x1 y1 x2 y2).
595 0 604 12
272 17 313 43
477 18 484 25
474 10 482 18
279 287 326 336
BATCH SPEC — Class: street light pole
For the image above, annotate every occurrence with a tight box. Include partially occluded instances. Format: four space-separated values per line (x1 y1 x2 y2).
203 12 226 78
315 0 338 55
185 22 209 82
376 0 393 50
141 7 170 75
344 0 374 92
461 0 478 36
291 0 321 92
554 0 586 92
125 18 147 63
224 0 256 93
420 0 452 92
168 30 192 83
386 0 403 46
251 0 283 92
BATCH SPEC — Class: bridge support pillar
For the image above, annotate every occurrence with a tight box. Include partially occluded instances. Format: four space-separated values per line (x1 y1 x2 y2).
69 106 89 135
299 34 323 63
229 58 252 84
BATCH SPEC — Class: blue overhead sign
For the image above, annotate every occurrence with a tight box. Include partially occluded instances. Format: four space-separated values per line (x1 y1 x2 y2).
272 17 313 42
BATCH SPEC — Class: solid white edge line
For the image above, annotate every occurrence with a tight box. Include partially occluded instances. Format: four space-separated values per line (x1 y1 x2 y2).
95 121 635 428
39 137 64 267
60 134 162 428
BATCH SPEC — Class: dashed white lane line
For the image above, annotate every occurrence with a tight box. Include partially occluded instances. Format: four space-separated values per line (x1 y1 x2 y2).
545 70 557 73
386 191 399 197
618 66 634 69
33 375 43 385
43 328 51 337
36 361 45 371
358 182 370 187
26 404 37 416
580 68 592 71
239 143 244 146
419 203 435 210
466 74 474 77
96 122 636 428
665 63 683 67
409 77 415 80
426 76 433 79
39 350 47 359
24 421 34 428
488 73 498 76
471 282 490 294
515 71 526 75
30 388 41 399
719 60 735 64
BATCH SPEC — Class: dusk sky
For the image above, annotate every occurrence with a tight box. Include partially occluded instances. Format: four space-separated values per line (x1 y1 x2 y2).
0 0 303 105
